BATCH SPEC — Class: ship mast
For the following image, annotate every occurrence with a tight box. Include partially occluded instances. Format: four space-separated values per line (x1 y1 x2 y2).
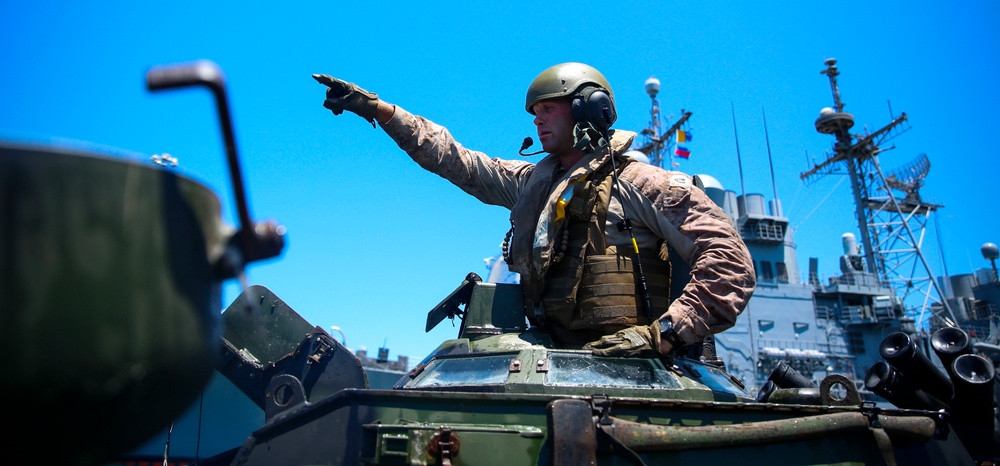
801 58 957 329
637 76 692 169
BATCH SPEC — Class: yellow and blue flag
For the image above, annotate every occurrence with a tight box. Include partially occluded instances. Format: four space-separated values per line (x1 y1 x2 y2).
675 129 691 159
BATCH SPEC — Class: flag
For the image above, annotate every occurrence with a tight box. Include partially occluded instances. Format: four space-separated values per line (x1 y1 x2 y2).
675 129 691 159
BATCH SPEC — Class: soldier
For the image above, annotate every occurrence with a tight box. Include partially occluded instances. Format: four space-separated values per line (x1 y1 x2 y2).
313 62 754 358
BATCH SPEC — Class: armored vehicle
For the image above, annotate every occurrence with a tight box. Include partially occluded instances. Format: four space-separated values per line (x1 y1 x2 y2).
203 273 992 465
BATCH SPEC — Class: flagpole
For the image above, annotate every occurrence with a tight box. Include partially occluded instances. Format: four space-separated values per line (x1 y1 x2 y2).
663 110 692 168
762 107 781 217
731 102 747 201
669 133 675 169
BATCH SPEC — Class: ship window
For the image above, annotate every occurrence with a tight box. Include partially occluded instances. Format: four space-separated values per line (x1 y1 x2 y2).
545 354 680 389
776 262 789 283
407 355 513 387
760 261 774 281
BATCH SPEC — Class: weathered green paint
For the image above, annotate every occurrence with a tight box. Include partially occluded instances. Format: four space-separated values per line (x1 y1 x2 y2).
0 143 224 464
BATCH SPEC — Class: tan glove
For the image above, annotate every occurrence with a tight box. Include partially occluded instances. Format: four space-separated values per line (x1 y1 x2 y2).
312 74 380 128
584 323 661 358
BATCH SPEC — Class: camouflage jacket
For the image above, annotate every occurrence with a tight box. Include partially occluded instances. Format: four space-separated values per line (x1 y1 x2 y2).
380 106 755 347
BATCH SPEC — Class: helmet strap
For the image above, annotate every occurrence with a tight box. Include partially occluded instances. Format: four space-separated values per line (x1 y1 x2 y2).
572 122 609 155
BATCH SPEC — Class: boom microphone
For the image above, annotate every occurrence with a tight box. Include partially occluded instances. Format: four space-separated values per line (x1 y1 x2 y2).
519 137 544 156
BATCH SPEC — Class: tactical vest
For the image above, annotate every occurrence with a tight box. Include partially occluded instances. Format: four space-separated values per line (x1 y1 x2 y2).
535 159 673 346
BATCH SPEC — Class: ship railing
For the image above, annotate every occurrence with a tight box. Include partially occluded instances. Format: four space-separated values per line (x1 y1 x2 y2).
815 305 836 320
827 273 883 289
970 301 999 321
740 220 785 243
757 338 829 354
956 321 993 342
838 305 879 325
756 341 830 376
873 305 897 320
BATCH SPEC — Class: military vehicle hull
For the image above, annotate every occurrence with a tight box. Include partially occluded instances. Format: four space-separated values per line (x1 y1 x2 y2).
201 281 981 466
223 389 957 466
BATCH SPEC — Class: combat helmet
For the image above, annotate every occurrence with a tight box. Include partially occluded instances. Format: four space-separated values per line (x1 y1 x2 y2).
525 62 617 130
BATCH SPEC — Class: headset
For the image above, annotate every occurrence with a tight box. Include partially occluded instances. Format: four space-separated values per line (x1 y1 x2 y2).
571 85 617 132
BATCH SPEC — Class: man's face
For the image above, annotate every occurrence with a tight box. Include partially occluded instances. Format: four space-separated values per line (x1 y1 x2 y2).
532 98 576 155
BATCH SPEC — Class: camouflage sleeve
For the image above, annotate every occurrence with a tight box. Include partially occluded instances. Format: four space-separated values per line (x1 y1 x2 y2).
378 105 532 209
618 166 756 347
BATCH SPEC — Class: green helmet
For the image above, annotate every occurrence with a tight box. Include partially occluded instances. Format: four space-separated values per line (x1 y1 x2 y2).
525 62 615 115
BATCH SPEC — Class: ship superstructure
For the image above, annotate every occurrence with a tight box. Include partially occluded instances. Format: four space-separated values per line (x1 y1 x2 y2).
802 58 956 331
656 59 997 393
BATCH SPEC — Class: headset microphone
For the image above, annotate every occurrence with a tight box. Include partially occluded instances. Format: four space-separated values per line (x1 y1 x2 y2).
518 137 545 156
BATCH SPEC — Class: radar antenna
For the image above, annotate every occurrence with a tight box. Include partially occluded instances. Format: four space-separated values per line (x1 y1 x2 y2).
883 153 930 205
801 58 956 330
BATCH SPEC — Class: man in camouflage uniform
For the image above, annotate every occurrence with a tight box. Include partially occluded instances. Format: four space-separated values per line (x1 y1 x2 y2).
313 63 754 358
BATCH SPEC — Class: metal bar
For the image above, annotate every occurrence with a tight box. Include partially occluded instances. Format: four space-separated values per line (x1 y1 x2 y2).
607 412 935 452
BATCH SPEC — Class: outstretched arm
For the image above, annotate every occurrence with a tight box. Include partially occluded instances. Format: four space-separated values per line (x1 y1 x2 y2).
311 73 531 209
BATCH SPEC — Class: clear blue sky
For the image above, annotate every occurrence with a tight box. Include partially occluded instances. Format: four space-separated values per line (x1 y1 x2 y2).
3 1 998 363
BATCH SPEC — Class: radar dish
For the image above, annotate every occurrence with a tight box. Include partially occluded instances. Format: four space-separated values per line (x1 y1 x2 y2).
885 153 930 196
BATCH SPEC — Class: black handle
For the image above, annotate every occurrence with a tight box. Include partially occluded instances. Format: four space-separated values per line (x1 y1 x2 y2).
146 60 284 272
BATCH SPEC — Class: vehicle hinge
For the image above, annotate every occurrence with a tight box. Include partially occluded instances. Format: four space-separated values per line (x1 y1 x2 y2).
307 335 332 365
591 395 613 426
727 371 746 389
860 401 882 428
428 426 460 466
408 363 427 379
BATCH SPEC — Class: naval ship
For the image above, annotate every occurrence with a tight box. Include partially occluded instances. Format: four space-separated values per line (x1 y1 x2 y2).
683 59 999 394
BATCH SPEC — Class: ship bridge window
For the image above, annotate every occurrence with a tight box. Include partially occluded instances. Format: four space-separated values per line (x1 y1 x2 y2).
793 322 809 338
545 353 680 389
776 262 789 283
760 261 774 281
407 355 513 388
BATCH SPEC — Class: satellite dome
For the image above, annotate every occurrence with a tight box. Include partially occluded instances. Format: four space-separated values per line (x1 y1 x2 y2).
819 107 835 116
644 76 660 97
624 150 650 164
693 173 724 191
982 242 999 260
842 233 858 255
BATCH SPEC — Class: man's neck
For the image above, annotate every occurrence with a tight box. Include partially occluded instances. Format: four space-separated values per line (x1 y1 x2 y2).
557 150 586 169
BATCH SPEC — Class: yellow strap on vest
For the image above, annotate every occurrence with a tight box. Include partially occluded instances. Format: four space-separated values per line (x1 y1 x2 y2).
539 157 672 343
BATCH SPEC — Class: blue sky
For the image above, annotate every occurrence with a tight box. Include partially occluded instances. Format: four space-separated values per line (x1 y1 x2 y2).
3 1 998 363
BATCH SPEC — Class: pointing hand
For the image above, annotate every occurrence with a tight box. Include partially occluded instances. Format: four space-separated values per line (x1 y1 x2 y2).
312 74 380 128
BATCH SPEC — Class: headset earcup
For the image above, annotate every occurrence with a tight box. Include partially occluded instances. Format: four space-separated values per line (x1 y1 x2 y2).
586 89 616 131
571 86 616 131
